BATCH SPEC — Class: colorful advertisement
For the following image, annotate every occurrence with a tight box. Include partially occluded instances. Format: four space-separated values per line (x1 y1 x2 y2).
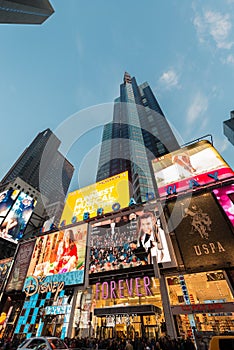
60 171 130 226
152 140 234 197
166 193 234 270
5 241 35 292
0 189 19 225
0 192 36 242
89 207 172 275
0 257 13 291
213 184 234 227
26 223 88 286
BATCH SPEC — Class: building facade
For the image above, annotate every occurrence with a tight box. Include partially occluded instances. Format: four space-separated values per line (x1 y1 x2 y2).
96 72 180 203
0 0 54 24
223 110 234 146
1 128 74 225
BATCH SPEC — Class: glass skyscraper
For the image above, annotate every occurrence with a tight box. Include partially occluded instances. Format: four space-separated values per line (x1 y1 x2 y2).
97 72 180 203
0 0 54 24
223 110 234 146
1 128 74 206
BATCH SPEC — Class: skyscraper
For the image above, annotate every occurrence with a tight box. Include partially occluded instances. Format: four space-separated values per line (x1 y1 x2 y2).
0 0 54 24
1 128 74 224
223 110 234 146
97 72 180 203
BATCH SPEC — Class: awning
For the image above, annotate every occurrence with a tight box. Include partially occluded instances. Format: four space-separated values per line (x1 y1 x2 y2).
94 304 161 317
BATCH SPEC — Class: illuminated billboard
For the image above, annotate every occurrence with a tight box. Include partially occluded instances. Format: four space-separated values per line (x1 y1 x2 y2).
5 241 35 292
152 140 234 197
60 171 130 226
213 184 234 227
0 192 36 242
0 257 13 291
89 206 173 275
26 223 88 286
0 189 19 225
166 193 234 270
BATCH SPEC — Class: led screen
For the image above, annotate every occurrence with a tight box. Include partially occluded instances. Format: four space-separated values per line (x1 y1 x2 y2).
0 257 13 291
26 223 88 286
213 184 234 227
5 241 35 292
89 206 172 274
0 192 36 242
152 140 234 197
0 189 19 225
166 193 234 270
60 171 130 226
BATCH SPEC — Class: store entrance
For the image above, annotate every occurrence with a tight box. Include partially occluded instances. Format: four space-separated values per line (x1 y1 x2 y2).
94 304 161 340
41 315 64 337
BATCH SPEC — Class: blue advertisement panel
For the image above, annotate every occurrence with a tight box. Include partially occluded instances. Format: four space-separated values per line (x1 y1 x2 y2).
0 192 36 242
0 189 19 225
26 223 88 286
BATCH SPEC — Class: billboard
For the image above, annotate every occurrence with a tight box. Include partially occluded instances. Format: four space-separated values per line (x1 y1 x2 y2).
25 223 88 286
60 171 130 226
213 184 234 227
0 192 36 242
152 140 234 197
89 206 173 275
0 257 13 291
5 240 35 292
0 189 19 225
166 193 234 270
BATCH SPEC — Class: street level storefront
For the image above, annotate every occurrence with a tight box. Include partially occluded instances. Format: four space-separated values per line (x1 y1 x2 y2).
166 270 234 341
90 276 165 340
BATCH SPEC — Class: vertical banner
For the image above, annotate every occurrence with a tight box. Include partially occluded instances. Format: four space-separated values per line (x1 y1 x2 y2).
5 240 35 292
0 258 13 291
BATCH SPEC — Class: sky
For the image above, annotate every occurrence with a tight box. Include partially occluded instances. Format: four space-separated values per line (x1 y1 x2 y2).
0 0 233 193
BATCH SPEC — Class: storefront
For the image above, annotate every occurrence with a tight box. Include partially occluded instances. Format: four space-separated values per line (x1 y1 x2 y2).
166 270 234 345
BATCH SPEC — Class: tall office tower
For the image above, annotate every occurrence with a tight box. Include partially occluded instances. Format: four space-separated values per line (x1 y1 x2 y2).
223 110 234 146
97 72 180 203
0 0 54 24
1 128 74 224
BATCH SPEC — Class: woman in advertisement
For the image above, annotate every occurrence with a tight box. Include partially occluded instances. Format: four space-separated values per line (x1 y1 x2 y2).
53 229 78 273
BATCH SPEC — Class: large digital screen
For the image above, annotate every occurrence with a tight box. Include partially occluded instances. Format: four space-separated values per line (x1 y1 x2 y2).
152 140 234 197
60 171 130 226
5 241 35 292
213 184 234 227
0 257 13 291
89 206 172 275
166 193 234 270
26 223 88 286
0 189 19 225
0 192 36 242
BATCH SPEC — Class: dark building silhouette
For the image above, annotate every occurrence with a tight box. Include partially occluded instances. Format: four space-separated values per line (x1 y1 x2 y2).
0 0 54 24
223 110 234 146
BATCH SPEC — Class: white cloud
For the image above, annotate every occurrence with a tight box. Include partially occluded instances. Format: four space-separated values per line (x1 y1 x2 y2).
158 69 179 89
193 10 234 49
214 138 230 153
223 53 234 64
186 92 208 125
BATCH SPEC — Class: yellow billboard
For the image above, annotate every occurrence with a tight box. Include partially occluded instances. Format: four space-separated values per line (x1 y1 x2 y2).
60 171 129 226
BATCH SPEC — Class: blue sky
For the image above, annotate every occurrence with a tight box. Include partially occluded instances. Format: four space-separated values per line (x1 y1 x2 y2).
0 0 233 192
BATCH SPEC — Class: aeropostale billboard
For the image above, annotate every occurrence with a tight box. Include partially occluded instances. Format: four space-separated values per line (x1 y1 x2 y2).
152 140 234 197
60 171 130 226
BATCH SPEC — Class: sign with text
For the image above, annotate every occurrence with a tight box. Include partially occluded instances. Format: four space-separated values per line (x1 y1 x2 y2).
26 223 88 286
166 193 234 270
152 140 234 197
60 171 130 225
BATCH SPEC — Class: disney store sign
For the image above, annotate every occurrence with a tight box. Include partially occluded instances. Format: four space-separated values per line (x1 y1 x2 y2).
24 276 64 301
